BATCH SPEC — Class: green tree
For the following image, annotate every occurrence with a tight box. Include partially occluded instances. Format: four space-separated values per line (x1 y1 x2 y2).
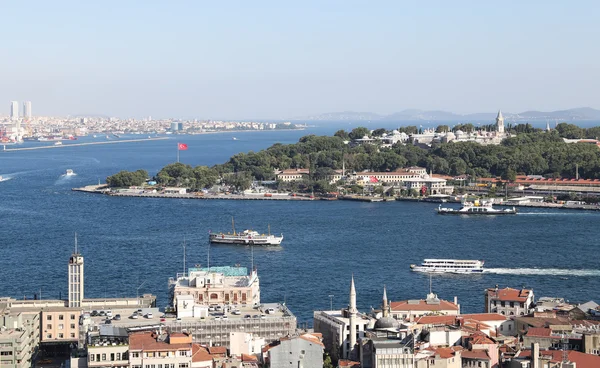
323 353 334 368
334 129 350 140
192 166 219 190
106 170 148 187
348 127 370 140
436 125 450 133
222 172 253 192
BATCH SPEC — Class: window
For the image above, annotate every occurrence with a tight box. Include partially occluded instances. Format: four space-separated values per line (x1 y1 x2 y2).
132 352 140 358
178 351 187 357
59 315 64 320
0 352 13 356
478 362 482 367
510 302 514 308
509 325 512 331
90 354 95 361
46 315 52 321
58 324 64 330
146 352 155 358
70 333 75 338
71 324 75 329
71 314 76 320
46 324 52 329
178 364 188 368
58 333 64 338
501 301 505 307
96 355 100 362
116 353 121 361
110 353 115 361
46 334 52 339
500 325 504 331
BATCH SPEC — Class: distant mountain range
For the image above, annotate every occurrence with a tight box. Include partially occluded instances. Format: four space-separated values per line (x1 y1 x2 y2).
292 107 600 121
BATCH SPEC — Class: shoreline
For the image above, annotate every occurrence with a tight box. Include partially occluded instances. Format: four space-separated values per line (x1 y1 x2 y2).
72 185 600 210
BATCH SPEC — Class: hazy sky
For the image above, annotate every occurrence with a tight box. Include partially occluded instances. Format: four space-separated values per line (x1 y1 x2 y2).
1 1 598 119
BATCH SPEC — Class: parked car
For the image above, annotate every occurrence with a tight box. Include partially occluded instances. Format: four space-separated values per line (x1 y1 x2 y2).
113 314 121 321
145 312 153 319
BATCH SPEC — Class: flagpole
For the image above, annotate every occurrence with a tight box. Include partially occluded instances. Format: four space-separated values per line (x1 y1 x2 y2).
177 143 179 163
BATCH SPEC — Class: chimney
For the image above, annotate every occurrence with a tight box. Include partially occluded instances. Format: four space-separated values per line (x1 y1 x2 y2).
531 343 539 368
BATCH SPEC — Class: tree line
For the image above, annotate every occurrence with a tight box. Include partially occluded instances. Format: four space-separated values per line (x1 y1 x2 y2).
106 123 600 190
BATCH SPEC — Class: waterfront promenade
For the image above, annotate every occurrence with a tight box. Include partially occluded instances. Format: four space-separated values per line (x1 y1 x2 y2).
1 137 168 152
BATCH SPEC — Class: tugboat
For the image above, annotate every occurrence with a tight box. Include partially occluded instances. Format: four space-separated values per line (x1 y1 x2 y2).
437 199 517 215
209 218 283 246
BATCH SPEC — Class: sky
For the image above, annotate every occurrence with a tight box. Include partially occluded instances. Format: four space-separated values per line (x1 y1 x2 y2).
1 0 599 119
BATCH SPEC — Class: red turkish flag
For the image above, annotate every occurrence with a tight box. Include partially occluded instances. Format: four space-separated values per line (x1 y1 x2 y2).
178 143 188 151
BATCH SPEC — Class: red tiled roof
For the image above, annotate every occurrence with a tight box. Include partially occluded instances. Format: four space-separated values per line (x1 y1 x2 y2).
298 333 324 347
208 346 227 355
241 354 258 362
391 299 459 312
338 360 361 367
525 327 555 338
433 346 461 359
416 315 457 325
129 332 191 351
462 349 491 360
191 344 213 363
469 331 496 345
518 350 600 368
486 287 532 302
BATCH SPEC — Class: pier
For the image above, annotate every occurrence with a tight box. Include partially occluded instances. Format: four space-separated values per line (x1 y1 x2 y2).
2 137 169 152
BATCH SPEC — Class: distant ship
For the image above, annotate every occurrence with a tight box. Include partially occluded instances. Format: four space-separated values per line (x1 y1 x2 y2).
437 200 517 215
37 136 63 142
209 218 283 246
410 259 484 274
232 137 238 140
54 141 62 146
64 169 76 176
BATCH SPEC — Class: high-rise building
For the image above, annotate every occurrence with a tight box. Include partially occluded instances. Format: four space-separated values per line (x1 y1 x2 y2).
10 101 19 121
68 234 84 308
23 101 32 119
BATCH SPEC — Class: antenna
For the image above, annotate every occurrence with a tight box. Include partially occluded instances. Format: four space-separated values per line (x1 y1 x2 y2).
74 232 78 254
429 273 433 295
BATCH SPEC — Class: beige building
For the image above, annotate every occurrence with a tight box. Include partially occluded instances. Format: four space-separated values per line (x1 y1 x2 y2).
170 266 260 307
128 332 194 368
390 293 460 321
87 336 129 368
276 169 310 182
0 312 40 368
402 174 454 195
41 308 81 343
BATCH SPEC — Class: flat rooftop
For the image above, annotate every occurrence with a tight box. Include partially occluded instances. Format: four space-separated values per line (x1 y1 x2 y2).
85 303 294 330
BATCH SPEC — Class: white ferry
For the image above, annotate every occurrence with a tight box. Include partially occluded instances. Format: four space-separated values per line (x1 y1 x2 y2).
410 259 485 274
209 219 283 246
437 200 517 215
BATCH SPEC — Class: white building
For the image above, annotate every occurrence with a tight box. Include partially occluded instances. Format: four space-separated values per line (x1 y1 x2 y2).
10 101 19 121
485 287 534 316
263 333 324 368
229 332 264 357
390 293 460 321
402 174 454 195
22 101 32 120
169 266 260 307
68 235 84 308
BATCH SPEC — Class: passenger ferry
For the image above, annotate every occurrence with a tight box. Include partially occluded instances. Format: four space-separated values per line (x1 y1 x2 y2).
437 200 517 215
209 218 283 246
410 259 485 274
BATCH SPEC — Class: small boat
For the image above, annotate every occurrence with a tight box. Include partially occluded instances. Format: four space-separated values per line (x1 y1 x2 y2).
209 218 283 246
0 176 8 182
410 259 485 274
64 169 76 176
437 200 517 215
54 141 62 146
232 137 238 140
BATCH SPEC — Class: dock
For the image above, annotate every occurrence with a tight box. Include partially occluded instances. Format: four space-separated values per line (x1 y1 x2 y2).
2 137 169 152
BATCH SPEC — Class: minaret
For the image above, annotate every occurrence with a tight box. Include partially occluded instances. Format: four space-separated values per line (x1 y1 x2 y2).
382 285 389 318
348 275 357 358
496 110 505 134
68 233 84 308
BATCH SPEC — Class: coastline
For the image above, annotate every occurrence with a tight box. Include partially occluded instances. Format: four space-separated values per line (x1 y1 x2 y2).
72 185 600 211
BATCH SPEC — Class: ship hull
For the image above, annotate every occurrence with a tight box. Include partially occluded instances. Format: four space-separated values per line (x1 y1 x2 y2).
411 267 484 274
437 210 517 215
209 235 283 246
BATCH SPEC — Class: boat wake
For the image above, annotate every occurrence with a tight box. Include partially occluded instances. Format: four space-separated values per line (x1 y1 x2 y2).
0 176 13 182
486 268 600 277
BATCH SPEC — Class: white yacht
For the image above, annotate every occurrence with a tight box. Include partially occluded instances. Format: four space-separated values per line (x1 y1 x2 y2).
410 259 485 274
437 200 517 215
209 218 283 246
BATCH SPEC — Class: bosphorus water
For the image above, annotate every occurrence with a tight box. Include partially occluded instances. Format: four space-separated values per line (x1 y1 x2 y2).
1 123 599 324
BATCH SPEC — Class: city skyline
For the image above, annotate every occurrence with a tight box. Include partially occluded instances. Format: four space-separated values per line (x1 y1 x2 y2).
1 1 599 119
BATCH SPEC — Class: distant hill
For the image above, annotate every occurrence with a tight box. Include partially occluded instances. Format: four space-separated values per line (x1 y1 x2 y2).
292 108 600 121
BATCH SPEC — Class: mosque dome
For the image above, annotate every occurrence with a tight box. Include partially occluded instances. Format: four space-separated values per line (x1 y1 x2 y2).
374 316 399 330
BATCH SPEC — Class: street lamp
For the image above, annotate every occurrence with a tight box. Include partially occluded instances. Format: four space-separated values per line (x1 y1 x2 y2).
328 295 334 311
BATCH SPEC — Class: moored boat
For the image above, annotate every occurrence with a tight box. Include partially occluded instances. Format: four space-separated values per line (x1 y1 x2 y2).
410 259 485 274
437 200 516 215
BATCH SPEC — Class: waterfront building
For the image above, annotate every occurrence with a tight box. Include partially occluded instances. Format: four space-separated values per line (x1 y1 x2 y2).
41 308 81 344
276 169 310 182
313 277 376 362
390 293 460 321
10 101 19 121
169 266 260 308
22 101 32 120
0 312 40 368
484 286 534 316
262 333 324 368
401 173 454 195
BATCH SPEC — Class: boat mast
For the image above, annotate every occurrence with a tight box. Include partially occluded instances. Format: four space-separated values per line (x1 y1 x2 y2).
232 217 236 236
268 224 271 236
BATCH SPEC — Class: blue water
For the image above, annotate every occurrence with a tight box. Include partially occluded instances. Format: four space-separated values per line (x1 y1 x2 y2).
1 124 599 324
